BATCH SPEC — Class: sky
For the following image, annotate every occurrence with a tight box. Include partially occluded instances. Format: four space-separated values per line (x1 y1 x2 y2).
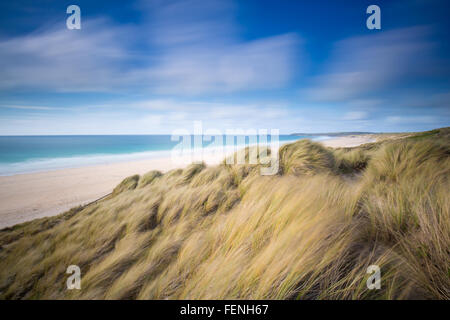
0 0 449 135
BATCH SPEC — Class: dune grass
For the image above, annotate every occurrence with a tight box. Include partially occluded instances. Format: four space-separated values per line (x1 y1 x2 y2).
0 128 448 299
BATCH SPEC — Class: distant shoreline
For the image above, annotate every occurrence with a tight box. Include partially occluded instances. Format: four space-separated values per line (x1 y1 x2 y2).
290 131 374 137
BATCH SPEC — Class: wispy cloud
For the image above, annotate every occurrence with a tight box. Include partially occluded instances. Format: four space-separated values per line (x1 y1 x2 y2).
142 0 299 94
303 26 437 102
0 0 299 95
0 18 136 92
147 34 299 94
342 111 368 121
0 98 300 135
386 115 438 124
0 105 57 110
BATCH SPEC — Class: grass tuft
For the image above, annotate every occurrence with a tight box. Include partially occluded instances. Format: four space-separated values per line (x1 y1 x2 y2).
112 175 140 196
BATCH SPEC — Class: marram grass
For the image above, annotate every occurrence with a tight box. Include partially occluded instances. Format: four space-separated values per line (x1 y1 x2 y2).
0 128 448 299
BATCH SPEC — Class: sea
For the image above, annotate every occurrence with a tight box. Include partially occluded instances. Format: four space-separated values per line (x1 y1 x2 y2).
0 135 329 176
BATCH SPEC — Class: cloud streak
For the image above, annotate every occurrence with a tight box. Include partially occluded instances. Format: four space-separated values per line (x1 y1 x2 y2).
0 98 300 135
303 26 437 102
142 0 299 94
0 18 137 92
0 0 299 95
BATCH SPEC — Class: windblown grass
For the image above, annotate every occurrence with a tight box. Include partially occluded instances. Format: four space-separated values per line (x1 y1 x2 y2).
0 128 448 299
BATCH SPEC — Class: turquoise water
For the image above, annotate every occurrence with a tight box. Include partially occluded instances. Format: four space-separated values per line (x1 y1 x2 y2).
0 135 323 175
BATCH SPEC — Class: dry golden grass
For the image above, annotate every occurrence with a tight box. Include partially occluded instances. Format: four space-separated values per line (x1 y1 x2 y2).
0 128 448 299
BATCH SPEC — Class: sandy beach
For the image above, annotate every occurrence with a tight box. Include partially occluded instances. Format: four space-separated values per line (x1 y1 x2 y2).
0 135 376 229
320 134 376 148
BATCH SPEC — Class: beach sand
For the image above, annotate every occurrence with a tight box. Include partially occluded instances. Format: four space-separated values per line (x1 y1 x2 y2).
320 134 376 148
0 135 376 229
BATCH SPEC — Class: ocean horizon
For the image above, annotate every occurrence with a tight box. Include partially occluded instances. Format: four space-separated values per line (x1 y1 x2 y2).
0 135 329 176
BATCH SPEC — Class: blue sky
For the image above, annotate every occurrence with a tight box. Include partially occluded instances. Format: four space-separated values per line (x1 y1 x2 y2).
0 0 449 134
